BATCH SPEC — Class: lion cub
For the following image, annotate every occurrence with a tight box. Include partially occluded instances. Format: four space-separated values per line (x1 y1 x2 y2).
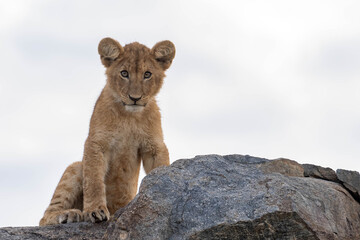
39 38 175 226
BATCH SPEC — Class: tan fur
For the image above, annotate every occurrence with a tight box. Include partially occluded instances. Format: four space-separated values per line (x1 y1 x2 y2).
39 38 175 226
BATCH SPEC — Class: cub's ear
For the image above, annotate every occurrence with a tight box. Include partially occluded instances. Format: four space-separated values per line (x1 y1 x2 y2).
151 40 175 70
98 37 124 68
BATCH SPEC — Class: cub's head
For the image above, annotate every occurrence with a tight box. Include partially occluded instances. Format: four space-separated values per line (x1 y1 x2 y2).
98 37 175 112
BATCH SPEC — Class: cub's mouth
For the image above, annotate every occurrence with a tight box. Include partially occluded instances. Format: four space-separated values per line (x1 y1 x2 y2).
122 102 147 112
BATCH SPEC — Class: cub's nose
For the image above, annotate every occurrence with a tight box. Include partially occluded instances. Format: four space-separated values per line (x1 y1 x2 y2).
129 95 142 103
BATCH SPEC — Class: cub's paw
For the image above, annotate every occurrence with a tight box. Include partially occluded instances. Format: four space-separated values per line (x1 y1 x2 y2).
58 209 83 224
84 206 110 223
39 209 83 226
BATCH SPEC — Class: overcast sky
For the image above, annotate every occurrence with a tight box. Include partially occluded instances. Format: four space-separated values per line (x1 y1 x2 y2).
1 0 360 227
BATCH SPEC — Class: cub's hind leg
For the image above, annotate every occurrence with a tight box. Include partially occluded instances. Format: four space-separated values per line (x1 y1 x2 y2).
39 161 84 226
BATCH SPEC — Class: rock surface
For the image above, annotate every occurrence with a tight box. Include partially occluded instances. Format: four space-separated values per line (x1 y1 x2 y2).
259 158 304 177
1 154 360 240
336 169 360 201
0 222 107 240
302 164 338 182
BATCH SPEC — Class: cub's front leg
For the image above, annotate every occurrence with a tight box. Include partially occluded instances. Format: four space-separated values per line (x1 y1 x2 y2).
142 140 170 174
82 139 110 223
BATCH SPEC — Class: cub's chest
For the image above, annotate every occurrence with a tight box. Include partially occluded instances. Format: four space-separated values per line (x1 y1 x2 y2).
108 120 149 150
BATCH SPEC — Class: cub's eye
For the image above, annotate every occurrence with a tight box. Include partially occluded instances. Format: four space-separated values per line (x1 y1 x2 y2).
120 70 129 78
144 71 152 79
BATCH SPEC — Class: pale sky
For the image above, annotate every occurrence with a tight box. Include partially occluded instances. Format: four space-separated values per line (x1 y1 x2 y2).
0 0 360 227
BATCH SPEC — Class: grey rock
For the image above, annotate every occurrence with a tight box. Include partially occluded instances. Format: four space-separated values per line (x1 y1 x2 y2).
223 154 269 164
0 222 107 240
303 164 339 182
189 212 318 240
336 169 360 200
1 154 360 240
104 154 360 240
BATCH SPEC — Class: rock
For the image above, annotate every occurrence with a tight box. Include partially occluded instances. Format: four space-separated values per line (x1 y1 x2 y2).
336 169 360 201
1 154 360 240
0 222 107 240
303 164 338 182
189 212 317 240
259 158 304 177
104 155 360 239
223 154 269 164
